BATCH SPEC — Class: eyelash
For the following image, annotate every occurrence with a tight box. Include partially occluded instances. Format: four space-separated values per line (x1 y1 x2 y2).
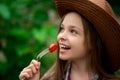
59 27 78 35
71 29 78 35
59 27 64 32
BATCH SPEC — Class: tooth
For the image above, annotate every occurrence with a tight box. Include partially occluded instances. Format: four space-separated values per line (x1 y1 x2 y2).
60 44 70 49
60 45 65 48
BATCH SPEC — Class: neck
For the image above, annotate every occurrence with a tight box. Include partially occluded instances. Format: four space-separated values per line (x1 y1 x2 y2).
70 58 95 80
71 58 90 72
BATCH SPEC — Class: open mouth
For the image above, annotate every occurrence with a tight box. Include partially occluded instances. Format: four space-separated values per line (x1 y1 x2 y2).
60 44 71 50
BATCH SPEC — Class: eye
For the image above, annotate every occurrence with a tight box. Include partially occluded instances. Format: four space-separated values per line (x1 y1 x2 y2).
59 27 64 32
71 29 78 35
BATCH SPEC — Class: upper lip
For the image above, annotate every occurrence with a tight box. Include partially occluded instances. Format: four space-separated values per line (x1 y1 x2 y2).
59 42 70 48
59 42 68 46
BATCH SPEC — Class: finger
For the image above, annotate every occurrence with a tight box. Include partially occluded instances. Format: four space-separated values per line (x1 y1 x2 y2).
29 63 37 74
19 60 41 80
31 59 41 70
23 68 33 77
24 60 40 75
19 71 31 80
22 60 39 76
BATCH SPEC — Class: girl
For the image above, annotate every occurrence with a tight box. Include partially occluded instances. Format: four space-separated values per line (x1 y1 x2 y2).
19 0 120 80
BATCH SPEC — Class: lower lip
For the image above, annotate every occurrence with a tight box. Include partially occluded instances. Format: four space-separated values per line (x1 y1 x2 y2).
59 48 69 54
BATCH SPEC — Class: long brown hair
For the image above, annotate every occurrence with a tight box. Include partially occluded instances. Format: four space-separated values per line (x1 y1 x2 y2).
41 12 119 80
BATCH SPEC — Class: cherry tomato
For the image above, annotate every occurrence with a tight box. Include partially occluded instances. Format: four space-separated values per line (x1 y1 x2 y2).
48 44 57 53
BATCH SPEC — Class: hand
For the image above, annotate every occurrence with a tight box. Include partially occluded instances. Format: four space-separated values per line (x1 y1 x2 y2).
19 59 40 80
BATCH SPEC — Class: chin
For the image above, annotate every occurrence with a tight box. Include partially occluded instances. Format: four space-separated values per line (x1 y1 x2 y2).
59 55 71 61
59 55 67 60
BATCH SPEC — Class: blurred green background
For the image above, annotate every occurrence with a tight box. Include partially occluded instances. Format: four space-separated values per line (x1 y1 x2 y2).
0 0 120 80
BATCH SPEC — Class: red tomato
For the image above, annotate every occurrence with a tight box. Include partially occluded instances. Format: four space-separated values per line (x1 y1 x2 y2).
48 44 57 53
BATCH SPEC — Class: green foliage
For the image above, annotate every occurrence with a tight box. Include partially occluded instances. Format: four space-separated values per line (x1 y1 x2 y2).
0 0 57 80
0 4 10 20
0 0 120 80
107 0 120 17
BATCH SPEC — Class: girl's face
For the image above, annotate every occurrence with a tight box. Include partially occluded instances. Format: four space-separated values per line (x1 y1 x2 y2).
57 12 87 60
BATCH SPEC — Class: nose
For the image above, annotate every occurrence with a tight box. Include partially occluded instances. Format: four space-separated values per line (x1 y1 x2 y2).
57 31 67 41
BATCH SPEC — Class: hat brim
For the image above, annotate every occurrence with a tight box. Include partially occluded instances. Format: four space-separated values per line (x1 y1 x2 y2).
55 0 120 72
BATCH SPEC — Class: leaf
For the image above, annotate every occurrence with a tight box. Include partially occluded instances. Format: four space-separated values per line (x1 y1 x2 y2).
9 28 31 39
32 28 47 43
0 4 10 20
33 10 48 23
11 0 27 9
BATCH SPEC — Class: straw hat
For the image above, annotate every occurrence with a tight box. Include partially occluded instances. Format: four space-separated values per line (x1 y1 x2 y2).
55 0 120 72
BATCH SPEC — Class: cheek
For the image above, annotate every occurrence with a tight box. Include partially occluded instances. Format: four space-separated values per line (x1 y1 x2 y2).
72 37 85 47
72 38 87 56
72 47 87 59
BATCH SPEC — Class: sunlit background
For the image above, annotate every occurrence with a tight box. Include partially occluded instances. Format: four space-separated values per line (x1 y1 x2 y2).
0 0 120 80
